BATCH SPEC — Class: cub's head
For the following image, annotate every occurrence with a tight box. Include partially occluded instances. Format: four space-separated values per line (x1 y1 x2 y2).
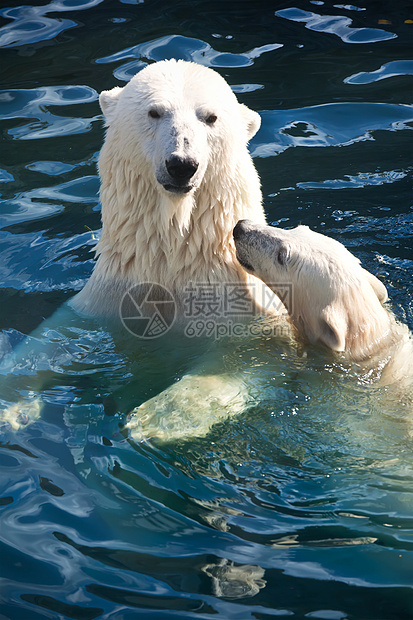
234 220 388 353
99 60 261 196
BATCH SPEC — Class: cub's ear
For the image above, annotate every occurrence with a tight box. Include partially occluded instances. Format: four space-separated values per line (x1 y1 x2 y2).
319 305 347 352
361 268 388 304
239 103 261 140
99 86 124 126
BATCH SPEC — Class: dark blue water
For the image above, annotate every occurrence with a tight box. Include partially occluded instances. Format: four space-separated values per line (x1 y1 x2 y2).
0 1 412 618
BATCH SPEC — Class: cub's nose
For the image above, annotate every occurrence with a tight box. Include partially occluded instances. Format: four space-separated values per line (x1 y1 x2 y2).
166 156 199 184
233 219 254 240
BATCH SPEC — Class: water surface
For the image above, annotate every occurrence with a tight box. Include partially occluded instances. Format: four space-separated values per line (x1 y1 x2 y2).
0 1 412 618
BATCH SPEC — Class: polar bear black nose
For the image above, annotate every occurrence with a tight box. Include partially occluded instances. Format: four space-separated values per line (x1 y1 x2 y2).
233 219 254 240
166 156 199 184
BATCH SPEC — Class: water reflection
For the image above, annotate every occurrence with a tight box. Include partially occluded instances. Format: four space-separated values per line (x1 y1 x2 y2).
97 34 283 81
201 560 266 599
0 168 14 183
0 175 99 228
0 0 412 617
252 103 413 157
297 169 408 190
276 7 397 43
26 160 76 176
0 86 99 140
345 60 413 84
0 0 104 48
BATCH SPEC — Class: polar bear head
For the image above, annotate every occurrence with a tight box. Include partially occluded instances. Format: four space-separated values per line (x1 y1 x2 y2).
233 220 390 357
99 60 261 196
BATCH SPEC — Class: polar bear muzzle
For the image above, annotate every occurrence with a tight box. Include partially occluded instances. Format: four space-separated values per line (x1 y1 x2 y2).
163 155 199 193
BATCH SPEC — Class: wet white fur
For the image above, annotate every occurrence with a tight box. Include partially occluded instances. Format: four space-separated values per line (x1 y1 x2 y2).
72 60 269 317
0 60 276 440
234 222 412 386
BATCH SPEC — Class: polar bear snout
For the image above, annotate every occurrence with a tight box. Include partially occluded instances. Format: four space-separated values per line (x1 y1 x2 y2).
164 155 199 193
233 220 283 275
233 220 259 273
233 219 256 240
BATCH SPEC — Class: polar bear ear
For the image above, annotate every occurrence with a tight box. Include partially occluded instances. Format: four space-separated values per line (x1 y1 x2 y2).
99 87 124 126
239 103 261 139
362 268 388 304
319 306 347 352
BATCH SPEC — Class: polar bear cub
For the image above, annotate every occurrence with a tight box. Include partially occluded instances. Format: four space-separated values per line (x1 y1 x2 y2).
233 220 412 386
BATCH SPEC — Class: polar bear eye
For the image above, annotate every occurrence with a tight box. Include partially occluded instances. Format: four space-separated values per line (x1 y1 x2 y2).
277 245 288 266
205 114 217 125
148 109 161 119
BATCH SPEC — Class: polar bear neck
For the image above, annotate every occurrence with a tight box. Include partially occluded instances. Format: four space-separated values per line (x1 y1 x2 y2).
290 267 395 360
92 150 265 295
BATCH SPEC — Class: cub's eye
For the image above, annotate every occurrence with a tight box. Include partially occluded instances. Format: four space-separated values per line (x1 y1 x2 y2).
148 109 161 119
205 113 217 125
277 245 288 266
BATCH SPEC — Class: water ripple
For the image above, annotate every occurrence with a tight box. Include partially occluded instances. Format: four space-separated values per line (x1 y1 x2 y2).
297 169 409 190
26 161 76 176
276 7 397 44
0 169 14 183
0 230 96 292
0 86 99 140
345 60 413 84
97 35 283 81
333 4 366 11
0 0 104 48
0 175 99 228
0 5 75 48
251 103 413 157
0 2 412 617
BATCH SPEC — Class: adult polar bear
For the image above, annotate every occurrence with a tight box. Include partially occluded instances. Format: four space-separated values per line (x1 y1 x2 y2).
73 59 270 316
1 60 280 439
74 59 282 440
